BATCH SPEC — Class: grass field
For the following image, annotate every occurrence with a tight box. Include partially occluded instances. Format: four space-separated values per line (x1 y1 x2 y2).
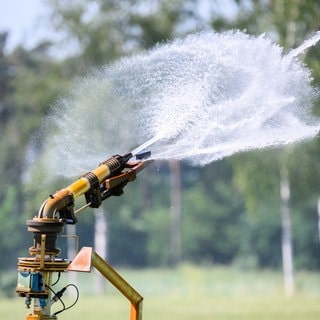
2 264 320 319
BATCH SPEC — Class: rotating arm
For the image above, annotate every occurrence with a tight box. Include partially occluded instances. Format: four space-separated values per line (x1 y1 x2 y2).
37 152 151 223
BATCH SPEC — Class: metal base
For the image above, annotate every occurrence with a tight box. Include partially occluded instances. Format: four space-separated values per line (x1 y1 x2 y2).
17 257 69 272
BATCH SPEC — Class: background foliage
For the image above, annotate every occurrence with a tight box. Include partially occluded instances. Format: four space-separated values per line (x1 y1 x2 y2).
1 0 320 295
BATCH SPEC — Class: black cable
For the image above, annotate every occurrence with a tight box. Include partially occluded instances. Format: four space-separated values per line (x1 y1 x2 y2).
51 272 61 286
45 284 66 311
53 284 80 316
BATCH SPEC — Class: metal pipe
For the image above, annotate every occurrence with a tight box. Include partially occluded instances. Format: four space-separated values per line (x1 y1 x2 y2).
91 251 143 320
38 153 132 219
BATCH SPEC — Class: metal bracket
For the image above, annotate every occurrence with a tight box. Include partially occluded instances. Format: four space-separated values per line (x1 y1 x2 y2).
68 247 143 320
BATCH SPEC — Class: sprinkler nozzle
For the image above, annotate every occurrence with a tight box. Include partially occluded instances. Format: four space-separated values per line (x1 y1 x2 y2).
135 150 151 160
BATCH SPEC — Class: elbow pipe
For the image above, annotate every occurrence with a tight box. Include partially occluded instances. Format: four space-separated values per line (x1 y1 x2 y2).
38 153 132 219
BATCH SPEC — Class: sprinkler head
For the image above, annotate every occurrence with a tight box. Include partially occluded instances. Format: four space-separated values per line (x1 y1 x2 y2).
135 150 151 160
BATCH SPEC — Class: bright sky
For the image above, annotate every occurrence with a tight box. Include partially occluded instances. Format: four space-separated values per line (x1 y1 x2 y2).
0 0 47 51
0 0 239 56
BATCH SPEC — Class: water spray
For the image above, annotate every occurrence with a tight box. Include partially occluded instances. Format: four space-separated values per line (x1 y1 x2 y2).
33 30 320 174
16 151 152 320
130 136 161 158
19 29 320 320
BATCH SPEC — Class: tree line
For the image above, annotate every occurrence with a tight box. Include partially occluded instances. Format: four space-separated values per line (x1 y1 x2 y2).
1 0 320 288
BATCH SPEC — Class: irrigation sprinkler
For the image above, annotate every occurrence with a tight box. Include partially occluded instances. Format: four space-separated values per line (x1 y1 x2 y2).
16 151 152 320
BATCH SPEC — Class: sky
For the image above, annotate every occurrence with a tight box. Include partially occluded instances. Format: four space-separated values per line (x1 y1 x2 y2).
0 0 47 51
0 0 239 56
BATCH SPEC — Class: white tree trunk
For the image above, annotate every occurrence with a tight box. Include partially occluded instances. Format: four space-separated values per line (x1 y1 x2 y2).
317 198 320 242
280 166 294 297
66 224 78 297
94 208 108 294
169 160 182 266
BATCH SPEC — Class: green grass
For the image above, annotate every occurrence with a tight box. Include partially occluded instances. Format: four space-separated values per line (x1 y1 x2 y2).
2 265 320 319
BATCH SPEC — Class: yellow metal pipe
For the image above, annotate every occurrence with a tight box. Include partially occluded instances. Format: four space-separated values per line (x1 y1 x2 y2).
130 302 143 320
91 251 143 320
67 164 112 198
37 153 138 219
38 160 115 218
26 314 41 320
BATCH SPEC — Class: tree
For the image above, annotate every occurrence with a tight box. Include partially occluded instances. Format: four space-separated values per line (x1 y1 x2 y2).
0 33 25 269
2 0 319 279
226 0 320 295
0 34 72 271
181 160 245 264
45 0 207 67
169 160 182 266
